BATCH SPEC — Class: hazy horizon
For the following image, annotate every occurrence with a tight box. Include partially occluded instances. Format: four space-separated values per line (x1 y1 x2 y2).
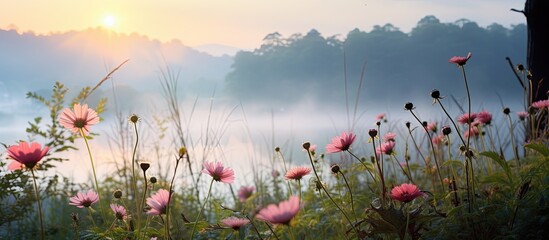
1 1 526 49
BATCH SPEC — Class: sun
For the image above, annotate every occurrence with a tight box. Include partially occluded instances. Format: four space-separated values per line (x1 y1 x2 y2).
103 15 116 28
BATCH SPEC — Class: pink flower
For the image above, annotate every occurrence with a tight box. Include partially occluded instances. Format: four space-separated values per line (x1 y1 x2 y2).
237 186 256 202
431 135 445 146
517 111 528 121
464 126 480 138
376 141 396 155
6 142 49 170
69 190 99 208
457 112 477 125
110 204 128 220
391 183 423 203
147 189 171 215
449 52 472 66
532 99 549 109
284 166 311 181
383 132 396 142
426 122 437 132
59 103 100 135
221 217 250 230
375 113 386 121
309 144 317 154
256 196 300 225
476 110 492 125
202 161 235 183
326 131 356 153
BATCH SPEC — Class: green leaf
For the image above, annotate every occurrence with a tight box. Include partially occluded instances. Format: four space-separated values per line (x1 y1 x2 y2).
480 151 512 184
524 142 549 157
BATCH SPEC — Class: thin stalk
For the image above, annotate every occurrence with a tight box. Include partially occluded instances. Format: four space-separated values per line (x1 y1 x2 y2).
460 66 476 211
277 151 293 197
131 121 141 238
408 111 444 192
166 155 183 240
191 179 214 239
31 169 45 240
340 171 357 222
138 169 149 239
265 222 281 240
307 149 358 236
370 140 387 202
506 114 521 168
80 129 105 217
347 150 377 184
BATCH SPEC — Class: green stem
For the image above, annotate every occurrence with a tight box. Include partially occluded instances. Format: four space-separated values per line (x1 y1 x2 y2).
31 169 45 240
307 149 358 236
80 129 105 219
191 179 214 239
347 150 377 184
340 172 357 222
404 203 410 240
131 122 141 238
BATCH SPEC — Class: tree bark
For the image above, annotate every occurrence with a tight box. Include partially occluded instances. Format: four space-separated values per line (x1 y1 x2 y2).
524 0 549 102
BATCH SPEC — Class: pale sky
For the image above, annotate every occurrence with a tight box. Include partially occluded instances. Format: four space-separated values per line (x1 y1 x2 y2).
1 0 526 49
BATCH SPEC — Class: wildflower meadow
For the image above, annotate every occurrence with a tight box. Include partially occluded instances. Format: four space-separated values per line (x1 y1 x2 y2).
2 52 549 240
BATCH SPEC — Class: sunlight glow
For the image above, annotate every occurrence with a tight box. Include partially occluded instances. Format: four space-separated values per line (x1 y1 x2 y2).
103 15 116 28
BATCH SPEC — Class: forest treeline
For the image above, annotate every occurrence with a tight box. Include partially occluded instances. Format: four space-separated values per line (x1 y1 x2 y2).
225 16 526 107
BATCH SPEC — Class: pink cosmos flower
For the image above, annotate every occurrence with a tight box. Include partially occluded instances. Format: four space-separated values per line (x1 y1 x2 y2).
6 141 49 170
110 204 128 220
517 111 528 121
464 126 480 138
237 186 256 202
449 52 472 66
532 99 549 109
59 103 100 135
221 217 250 230
457 112 477 125
391 183 423 203
284 166 311 181
256 196 300 225
375 113 386 121
146 189 171 215
309 144 317 154
326 131 356 153
383 132 396 142
426 122 437 132
69 190 99 208
431 135 445 146
376 141 396 155
476 110 492 125
202 161 235 183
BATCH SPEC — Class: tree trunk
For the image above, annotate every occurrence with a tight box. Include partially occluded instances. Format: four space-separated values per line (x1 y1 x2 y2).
524 0 549 103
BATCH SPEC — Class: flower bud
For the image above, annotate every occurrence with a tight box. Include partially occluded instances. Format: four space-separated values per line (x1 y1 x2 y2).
404 102 414 110
150 177 157 184
430 89 441 99
302 142 311 150
368 129 378 138
113 190 123 199
274 146 280 152
442 126 452 135
503 107 510 115
330 164 340 174
140 162 150 172
178 147 187 158
129 114 140 123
